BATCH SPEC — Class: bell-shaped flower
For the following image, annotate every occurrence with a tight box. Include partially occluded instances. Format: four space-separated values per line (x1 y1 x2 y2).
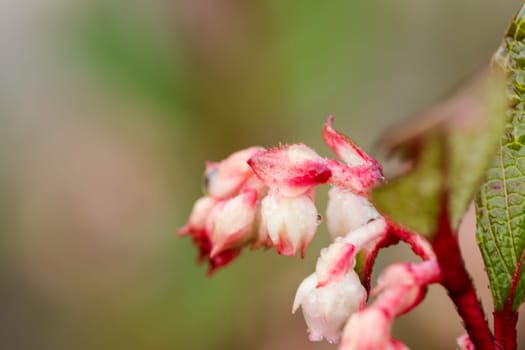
292 270 366 344
326 186 380 240
178 196 219 237
248 144 331 197
259 191 319 257
177 196 219 263
340 308 408 350
206 189 258 257
205 147 264 199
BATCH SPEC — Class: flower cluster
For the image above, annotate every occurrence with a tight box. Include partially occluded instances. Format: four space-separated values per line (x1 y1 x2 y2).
179 117 442 349
178 117 383 273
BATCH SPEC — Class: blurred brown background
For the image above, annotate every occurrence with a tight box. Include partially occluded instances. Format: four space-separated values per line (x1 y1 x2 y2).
0 0 524 349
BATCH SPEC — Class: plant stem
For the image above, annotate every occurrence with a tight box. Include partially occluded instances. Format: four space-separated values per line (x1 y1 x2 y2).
494 309 518 350
432 206 495 350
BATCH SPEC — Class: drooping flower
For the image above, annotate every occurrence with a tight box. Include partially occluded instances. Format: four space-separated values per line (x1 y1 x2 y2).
205 146 264 199
340 261 440 350
326 186 380 240
340 308 408 350
259 190 319 257
292 270 366 344
179 147 268 273
207 189 258 257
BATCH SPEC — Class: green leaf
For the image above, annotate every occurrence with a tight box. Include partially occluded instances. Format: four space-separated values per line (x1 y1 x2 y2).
372 70 506 238
476 4 525 311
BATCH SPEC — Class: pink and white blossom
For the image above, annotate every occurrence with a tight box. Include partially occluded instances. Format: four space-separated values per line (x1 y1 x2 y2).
206 189 258 257
457 334 475 350
340 308 408 350
205 146 264 199
293 270 366 344
259 191 319 257
326 186 380 240
248 143 331 197
178 196 219 237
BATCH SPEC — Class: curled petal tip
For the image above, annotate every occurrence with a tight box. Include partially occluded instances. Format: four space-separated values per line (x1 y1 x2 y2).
323 117 382 173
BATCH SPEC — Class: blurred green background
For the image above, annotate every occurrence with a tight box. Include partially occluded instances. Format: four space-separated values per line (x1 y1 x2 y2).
1 0 524 349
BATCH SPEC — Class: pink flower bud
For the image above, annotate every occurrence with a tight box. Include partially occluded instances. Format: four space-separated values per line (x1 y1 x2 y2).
206 189 258 257
205 147 264 199
177 196 219 237
293 270 366 344
456 334 474 350
326 186 380 240
371 261 440 317
259 191 319 257
340 309 407 350
248 144 331 197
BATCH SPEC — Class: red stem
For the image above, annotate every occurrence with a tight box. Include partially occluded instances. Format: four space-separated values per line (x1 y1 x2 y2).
432 206 495 350
494 309 518 350
493 247 524 350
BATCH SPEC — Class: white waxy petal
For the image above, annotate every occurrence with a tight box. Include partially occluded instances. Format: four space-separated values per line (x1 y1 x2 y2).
326 186 380 240
260 192 319 257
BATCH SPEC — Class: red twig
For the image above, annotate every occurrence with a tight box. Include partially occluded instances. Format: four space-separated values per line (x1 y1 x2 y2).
432 204 495 350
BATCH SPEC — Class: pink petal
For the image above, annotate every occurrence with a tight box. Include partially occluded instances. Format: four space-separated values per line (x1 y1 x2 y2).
248 144 331 197
323 116 380 169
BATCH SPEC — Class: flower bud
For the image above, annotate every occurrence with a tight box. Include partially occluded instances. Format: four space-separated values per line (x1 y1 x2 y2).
205 147 264 199
206 189 258 257
372 261 440 317
292 270 366 344
456 334 474 350
341 308 407 350
259 191 319 257
248 144 331 197
178 196 219 237
326 186 380 240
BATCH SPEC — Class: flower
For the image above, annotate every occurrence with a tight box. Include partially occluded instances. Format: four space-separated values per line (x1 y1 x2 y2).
259 191 319 257
456 334 474 350
205 147 264 199
178 196 219 238
248 143 331 197
340 308 408 350
179 147 268 273
292 270 366 344
207 189 258 257
326 186 380 240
